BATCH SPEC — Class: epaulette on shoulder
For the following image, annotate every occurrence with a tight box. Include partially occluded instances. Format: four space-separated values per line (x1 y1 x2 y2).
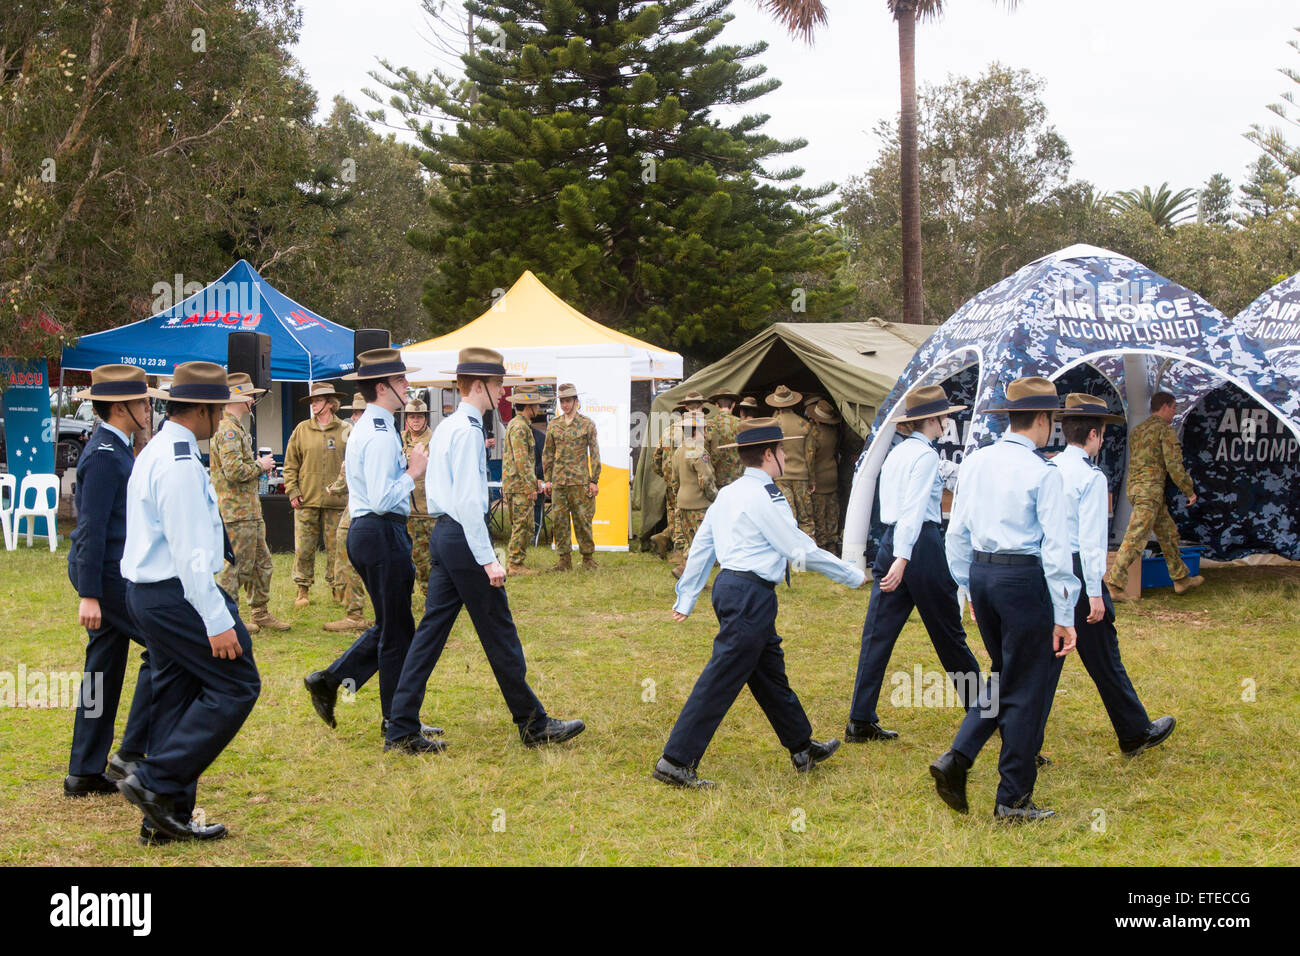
373 418 387 431
764 481 785 503
173 441 192 461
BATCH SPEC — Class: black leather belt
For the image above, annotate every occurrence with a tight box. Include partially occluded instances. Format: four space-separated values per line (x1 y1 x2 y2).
357 512 408 526
720 568 776 590
973 551 1040 567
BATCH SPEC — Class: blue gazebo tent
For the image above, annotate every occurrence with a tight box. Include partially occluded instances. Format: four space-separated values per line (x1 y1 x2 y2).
60 259 356 381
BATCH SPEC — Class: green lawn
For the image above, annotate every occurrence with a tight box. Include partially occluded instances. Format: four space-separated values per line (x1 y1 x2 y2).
1 542 1297 865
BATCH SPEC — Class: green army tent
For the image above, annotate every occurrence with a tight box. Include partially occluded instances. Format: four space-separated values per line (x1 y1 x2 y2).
634 319 930 538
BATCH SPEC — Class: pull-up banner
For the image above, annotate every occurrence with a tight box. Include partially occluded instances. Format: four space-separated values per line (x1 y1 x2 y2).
1 358 56 538
553 353 631 551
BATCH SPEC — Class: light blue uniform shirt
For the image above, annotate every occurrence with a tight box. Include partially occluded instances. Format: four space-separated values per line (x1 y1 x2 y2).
674 467 866 616
426 401 496 566
346 404 414 519
879 432 942 560
101 422 132 448
1054 444 1109 596
945 432 1080 627
121 420 234 637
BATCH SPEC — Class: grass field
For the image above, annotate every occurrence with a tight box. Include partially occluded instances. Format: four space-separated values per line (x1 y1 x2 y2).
1 542 1297 866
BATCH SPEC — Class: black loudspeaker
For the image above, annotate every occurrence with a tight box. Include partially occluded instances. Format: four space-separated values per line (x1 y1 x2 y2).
227 331 271 391
354 329 391 367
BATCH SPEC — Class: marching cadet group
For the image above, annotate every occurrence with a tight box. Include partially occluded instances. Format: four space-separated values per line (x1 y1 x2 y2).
61 349 1189 844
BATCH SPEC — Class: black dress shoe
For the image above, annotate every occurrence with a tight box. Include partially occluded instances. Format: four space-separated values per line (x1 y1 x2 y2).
106 751 142 782
139 820 228 846
64 773 119 797
117 774 197 841
384 734 448 755
994 800 1056 822
1121 715 1176 757
845 719 899 742
381 718 445 738
520 717 586 748
929 751 969 813
303 671 340 728
1036 753 1051 768
652 757 716 789
791 738 841 772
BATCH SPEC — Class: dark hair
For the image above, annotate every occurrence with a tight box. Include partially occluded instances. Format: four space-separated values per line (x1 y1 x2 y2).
357 380 380 403
1062 416 1104 446
91 400 115 421
166 400 206 418
1008 410 1048 431
1150 391 1175 413
738 441 779 467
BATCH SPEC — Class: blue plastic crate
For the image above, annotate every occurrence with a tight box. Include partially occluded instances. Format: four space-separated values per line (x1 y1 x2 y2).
1140 547 1203 589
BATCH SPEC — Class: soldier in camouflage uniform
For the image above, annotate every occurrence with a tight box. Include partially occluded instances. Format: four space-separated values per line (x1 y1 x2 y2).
1105 391 1203 599
503 389 545 575
807 399 843 553
402 399 434 592
543 383 602 571
766 384 819 537
284 382 349 607
705 390 744 487
649 407 683 559
670 413 717 578
324 394 370 632
210 373 289 633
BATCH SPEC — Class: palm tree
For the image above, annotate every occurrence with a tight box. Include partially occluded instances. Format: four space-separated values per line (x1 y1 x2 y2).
762 2 1021 323
1110 183 1198 230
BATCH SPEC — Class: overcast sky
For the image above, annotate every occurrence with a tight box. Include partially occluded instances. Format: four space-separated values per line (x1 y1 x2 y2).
292 0 1298 199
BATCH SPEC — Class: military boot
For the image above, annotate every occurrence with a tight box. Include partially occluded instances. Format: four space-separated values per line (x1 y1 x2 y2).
508 563 536 577
295 585 310 608
581 555 599 571
324 611 369 632
649 531 669 559
252 606 291 632
549 554 573 573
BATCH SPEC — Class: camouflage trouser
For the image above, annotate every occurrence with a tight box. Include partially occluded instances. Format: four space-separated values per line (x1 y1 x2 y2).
293 506 343 589
552 483 595 556
506 493 536 566
409 515 433 590
1110 496 1190 583
812 491 841 553
335 510 365 615
219 517 273 608
679 508 707 558
776 479 816 537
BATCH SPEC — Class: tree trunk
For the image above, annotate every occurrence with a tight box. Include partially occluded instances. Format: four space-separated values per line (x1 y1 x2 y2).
897 7 923 322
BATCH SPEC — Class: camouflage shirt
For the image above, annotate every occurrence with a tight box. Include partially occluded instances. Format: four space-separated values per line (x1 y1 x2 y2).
209 412 262 522
502 414 537 496
403 428 432 515
544 412 601 486
1126 414 1194 501
652 419 680 490
705 410 743 486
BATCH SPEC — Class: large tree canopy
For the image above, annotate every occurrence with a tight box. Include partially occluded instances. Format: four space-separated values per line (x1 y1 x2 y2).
380 0 853 361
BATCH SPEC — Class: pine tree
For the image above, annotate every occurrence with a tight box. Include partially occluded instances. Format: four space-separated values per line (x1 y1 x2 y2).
382 0 853 360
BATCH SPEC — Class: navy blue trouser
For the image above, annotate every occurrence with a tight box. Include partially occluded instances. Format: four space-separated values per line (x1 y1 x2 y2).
1044 554 1149 744
951 560 1058 807
386 517 546 741
334 514 415 721
68 571 152 775
126 580 259 816
663 570 813 768
848 523 981 724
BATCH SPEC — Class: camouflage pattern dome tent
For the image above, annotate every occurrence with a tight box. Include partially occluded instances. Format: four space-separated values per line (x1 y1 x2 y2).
633 319 932 539
842 244 1300 568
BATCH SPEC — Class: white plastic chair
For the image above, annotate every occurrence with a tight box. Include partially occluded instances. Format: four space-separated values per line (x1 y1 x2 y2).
14 473 59 551
0 473 15 550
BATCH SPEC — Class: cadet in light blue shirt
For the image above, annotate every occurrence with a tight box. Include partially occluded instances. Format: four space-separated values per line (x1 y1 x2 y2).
655 418 865 790
931 377 1078 823
385 347 585 754
117 362 259 846
306 348 428 738
844 386 981 743
1049 394 1173 758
